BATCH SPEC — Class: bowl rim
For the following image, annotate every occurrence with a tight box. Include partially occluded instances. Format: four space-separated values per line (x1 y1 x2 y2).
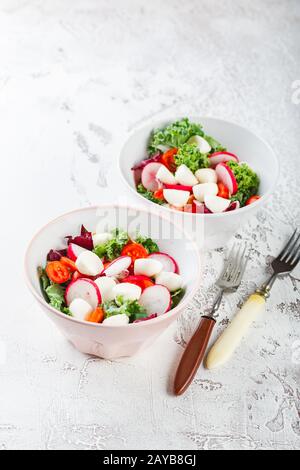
119 115 280 218
24 204 202 329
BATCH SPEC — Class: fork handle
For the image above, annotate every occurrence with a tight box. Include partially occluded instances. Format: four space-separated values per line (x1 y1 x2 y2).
174 316 216 396
205 294 265 370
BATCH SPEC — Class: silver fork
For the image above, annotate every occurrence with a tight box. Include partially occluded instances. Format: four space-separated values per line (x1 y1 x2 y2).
174 244 248 396
206 229 300 370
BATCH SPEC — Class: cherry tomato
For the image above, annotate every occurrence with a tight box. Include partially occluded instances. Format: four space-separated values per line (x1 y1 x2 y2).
121 275 154 291
160 148 178 172
246 195 261 205
217 182 230 199
153 188 164 200
121 243 148 265
46 261 70 284
60 256 77 272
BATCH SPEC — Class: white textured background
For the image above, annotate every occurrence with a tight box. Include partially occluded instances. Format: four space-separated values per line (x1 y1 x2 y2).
0 0 300 450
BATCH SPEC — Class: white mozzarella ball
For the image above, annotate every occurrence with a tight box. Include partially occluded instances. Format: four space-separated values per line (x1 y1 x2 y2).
75 251 104 276
69 298 93 321
113 283 142 301
134 258 163 277
92 231 113 246
155 272 183 292
187 135 211 154
204 195 231 213
94 276 116 302
102 314 129 326
163 189 190 208
195 168 217 184
175 164 198 186
193 183 218 202
156 165 176 185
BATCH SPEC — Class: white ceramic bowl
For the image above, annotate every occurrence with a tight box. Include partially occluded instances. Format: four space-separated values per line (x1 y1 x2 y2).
25 205 201 359
119 117 279 249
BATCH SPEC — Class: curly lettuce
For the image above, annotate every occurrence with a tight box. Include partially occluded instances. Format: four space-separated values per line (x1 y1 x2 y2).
148 118 204 155
93 228 129 261
174 143 210 173
137 184 164 205
134 233 159 254
103 296 148 322
227 161 260 206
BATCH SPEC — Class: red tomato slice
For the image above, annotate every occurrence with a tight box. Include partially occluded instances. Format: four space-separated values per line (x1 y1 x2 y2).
160 148 178 172
46 261 70 284
245 195 261 205
217 182 230 199
121 275 154 291
121 243 148 265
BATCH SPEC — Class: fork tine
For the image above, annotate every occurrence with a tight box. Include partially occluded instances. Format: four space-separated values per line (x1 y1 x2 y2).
279 229 297 260
231 244 247 282
220 244 236 279
284 232 300 263
291 252 300 267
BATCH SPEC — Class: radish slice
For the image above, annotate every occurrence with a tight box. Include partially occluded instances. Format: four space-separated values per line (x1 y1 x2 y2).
175 164 198 186
204 195 231 213
139 285 171 316
141 162 163 191
193 183 218 202
103 256 131 277
94 276 116 302
226 200 240 211
163 183 193 192
209 151 239 168
65 278 102 309
163 189 190 207
215 162 238 195
148 252 179 273
67 243 87 262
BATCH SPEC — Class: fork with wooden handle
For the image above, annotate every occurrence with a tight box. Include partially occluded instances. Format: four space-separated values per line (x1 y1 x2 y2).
173 244 248 396
206 229 300 370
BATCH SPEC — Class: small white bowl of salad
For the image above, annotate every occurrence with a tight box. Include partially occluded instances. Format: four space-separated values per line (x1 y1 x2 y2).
119 117 279 249
25 205 201 359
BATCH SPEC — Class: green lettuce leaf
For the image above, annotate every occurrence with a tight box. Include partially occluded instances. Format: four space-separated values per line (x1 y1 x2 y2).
93 228 129 261
134 233 159 254
148 118 204 155
227 161 260 206
175 143 210 173
103 296 148 322
137 184 164 205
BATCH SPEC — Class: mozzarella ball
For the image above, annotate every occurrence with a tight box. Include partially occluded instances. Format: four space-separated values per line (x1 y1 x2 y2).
175 164 198 186
195 168 217 184
156 165 176 185
163 189 190 208
113 283 142 301
155 272 183 292
69 298 93 321
75 251 104 276
134 258 163 277
102 314 129 326
92 232 113 247
187 135 211 154
193 183 218 202
94 276 116 302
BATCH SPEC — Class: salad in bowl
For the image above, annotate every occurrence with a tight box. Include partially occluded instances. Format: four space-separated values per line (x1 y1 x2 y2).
132 118 260 214
38 225 185 326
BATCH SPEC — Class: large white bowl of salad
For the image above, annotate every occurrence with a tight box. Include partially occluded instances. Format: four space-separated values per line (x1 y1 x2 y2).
25 205 201 359
119 117 279 249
